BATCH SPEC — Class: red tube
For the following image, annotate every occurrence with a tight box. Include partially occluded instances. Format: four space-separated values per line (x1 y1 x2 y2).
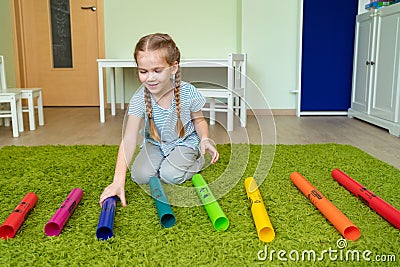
0 192 38 239
332 168 400 230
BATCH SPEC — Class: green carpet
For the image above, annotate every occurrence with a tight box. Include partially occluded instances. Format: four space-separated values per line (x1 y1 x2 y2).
0 144 399 266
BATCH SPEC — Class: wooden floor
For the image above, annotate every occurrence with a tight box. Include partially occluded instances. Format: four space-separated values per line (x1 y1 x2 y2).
1 107 399 169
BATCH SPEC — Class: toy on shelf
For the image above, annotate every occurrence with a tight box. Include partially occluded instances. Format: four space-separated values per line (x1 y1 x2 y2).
149 176 176 228
244 177 275 242
365 1 394 10
332 168 400 230
192 174 229 231
96 196 117 240
290 172 360 241
44 188 83 236
0 192 38 239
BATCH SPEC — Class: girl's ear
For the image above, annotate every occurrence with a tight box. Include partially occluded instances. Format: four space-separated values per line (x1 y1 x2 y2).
171 61 179 74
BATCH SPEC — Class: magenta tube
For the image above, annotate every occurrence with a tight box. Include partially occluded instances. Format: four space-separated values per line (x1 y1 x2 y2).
44 188 83 236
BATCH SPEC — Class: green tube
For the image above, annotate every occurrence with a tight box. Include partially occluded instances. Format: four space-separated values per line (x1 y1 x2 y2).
192 174 229 231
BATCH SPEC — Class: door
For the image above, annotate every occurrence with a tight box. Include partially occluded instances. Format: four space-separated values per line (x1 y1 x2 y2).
351 11 376 114
300 0 358 113
14 0 104 106
370 6 400 122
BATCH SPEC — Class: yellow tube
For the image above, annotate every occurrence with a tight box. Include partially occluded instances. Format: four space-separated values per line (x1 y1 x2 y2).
244 177 275 242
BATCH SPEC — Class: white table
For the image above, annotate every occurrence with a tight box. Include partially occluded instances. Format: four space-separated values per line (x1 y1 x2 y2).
97 58 230 123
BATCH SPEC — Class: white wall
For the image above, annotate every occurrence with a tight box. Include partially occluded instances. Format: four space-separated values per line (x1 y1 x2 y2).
104 0 301 110
0 0 16 87
242 0 299 110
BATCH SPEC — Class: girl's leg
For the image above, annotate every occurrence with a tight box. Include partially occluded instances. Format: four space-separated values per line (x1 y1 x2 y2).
131 142 164 184
159 146 202 184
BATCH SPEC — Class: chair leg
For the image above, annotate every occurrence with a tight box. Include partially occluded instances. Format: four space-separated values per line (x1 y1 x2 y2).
240 97 246 128
209 98 216 125
4 117 10 126
234 96 240 116
17 97 24 132
27 93 36 131
227 95 233 132
4 103 10 126
38 91 44 126
10 98 19 137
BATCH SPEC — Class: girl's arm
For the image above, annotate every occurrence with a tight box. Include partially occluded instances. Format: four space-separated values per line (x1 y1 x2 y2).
99 115 143 207
191 110 219 164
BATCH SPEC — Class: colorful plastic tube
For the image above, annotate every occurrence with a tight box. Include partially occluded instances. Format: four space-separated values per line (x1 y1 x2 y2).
0 192 38 239
290 172 360 241
192 174 229 231
149 176 176 228
244 177 275 242
44 188 83 236
332 168 400 229
96 196 117 240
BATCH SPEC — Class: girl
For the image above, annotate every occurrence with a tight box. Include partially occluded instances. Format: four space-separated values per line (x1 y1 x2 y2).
99 33 219 207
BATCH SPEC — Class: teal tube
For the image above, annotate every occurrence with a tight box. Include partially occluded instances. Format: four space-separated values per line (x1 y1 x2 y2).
149 177 176 228
192 174 229 231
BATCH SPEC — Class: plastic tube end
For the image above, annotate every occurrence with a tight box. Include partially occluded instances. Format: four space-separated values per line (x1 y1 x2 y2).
0 225 16 239
161 214 176 228
343 226 361 241
44 222 61 236
259 227 275 242
96 226 114 240
214 217 229 231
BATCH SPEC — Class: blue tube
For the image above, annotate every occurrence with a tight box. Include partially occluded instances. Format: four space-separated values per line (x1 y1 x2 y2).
149 176 176 228
96 196 117 240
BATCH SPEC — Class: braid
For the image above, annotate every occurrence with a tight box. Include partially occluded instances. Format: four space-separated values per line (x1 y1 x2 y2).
174 66 184 138
144 88 161 142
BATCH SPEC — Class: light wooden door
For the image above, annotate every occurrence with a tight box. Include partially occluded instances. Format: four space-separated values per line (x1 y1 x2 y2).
14 0 104 106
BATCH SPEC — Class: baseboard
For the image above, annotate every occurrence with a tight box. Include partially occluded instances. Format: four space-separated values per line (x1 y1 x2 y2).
247 109 296 116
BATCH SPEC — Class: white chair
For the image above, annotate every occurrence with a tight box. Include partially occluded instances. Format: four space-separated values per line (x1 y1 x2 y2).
0 55 44 131
194 53 247 131
0 89 24 137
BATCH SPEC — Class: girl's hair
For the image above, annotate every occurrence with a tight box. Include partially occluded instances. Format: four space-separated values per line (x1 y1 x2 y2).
134 33 184 142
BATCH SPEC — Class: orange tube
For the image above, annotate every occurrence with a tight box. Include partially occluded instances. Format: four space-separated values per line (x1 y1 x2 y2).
290 172 360 241
0 192 38 240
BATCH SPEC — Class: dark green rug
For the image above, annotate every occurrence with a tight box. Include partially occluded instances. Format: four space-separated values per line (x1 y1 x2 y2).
0 144 399 266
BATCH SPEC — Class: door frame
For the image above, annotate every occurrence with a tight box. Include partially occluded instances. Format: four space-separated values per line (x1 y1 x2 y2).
10 0 105 88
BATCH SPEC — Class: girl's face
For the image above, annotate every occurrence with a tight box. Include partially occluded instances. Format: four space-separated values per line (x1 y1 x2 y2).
136 50 178 98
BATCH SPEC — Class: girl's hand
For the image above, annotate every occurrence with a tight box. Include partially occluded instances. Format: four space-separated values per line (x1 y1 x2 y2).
99 181 127 207
200 138 219 164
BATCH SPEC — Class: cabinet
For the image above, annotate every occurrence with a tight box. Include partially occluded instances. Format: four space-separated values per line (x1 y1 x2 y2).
349 4 400 137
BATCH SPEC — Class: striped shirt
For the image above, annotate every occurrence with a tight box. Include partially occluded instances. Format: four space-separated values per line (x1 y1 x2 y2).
128 81 206 156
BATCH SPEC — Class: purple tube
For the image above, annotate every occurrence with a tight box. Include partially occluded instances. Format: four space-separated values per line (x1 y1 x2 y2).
44 188 83 236
96 196 117 240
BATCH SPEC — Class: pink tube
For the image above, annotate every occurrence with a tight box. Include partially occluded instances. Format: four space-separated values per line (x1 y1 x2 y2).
44 188 83 236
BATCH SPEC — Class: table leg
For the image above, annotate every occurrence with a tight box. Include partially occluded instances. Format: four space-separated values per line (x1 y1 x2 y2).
98 64 105 123
110 67 116 116
120 68 125 110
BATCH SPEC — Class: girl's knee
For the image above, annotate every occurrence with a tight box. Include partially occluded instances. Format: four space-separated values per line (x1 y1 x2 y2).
159 166 186 184
131 174 150 184
130 168 153 184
